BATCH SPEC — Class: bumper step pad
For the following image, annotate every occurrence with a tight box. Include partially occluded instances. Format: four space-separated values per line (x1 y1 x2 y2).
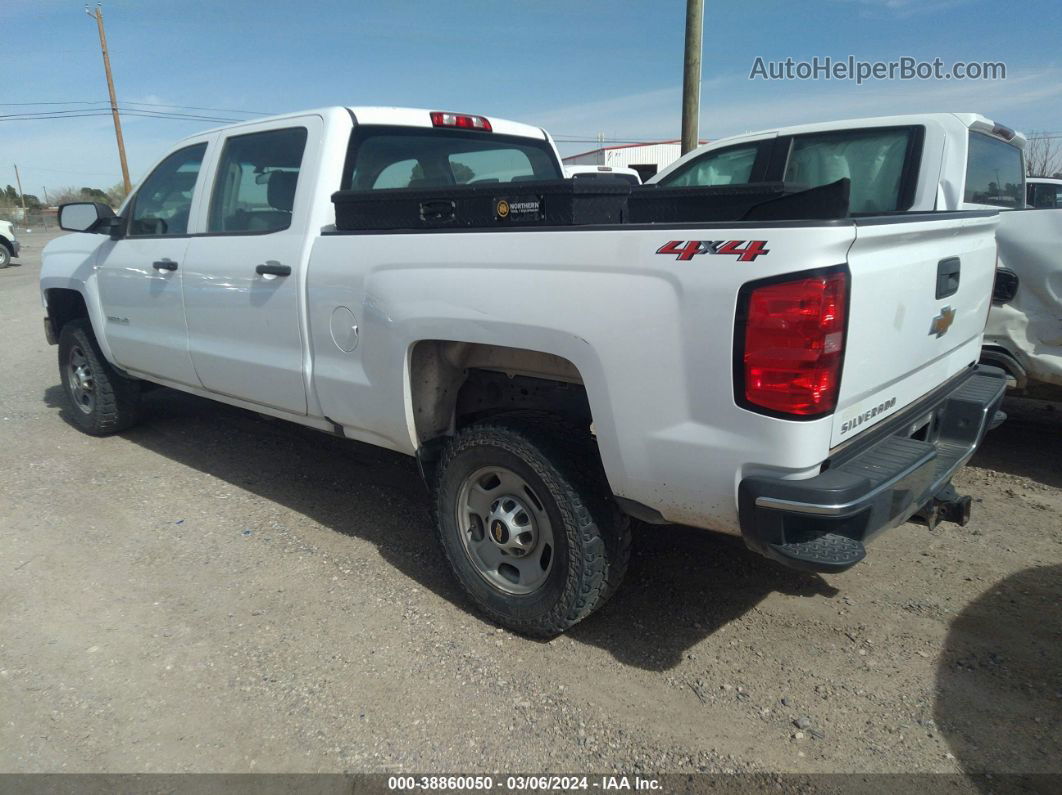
768 533 866 573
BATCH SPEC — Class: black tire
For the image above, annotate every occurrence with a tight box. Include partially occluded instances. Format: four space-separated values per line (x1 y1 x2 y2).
57 318 141 435
432 413 630 637
0 244 10 269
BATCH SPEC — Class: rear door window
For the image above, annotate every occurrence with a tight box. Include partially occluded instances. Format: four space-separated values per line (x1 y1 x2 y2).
964 132 1025 208
345 127 561 190
208 127 308 233
782 127 919 213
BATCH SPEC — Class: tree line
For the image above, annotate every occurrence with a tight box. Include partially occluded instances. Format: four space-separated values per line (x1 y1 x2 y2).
0 182 129 210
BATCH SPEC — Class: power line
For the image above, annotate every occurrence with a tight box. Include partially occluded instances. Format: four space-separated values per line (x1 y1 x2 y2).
0 99 273 115
0 109 241 123
0 107 233 120
12 164 123 177
123 100 273 115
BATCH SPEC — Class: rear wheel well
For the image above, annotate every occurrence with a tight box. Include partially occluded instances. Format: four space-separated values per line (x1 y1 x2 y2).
410 341 592 445
0 236 13 255
45 288 90 335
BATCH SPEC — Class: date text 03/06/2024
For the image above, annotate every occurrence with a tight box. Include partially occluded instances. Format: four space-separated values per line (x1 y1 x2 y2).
386 774 662 791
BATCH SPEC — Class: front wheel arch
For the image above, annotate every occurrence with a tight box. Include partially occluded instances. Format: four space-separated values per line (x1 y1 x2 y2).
44 288 90 337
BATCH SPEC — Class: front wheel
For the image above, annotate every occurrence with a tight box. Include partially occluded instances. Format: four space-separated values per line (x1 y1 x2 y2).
432 415 630 637
0 245 10 269
57 319 141 435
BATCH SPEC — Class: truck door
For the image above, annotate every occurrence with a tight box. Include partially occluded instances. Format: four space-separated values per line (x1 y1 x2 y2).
181 120 319 415
95 141 209 386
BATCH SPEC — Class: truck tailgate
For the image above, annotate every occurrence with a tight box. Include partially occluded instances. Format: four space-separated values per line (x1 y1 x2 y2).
832 212 999 447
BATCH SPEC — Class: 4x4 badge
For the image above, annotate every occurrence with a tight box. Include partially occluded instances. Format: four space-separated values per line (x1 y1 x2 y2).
930 306 956 338
656 240 769 262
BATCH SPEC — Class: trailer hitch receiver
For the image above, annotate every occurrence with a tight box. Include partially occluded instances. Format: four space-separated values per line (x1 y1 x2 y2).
910 482 972 531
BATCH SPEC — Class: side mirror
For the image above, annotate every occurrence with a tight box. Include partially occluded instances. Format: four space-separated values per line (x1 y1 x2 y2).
58 202 120 234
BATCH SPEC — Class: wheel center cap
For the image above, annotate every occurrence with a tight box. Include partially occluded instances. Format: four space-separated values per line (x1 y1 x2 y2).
485 496 535 556
490 520 509 544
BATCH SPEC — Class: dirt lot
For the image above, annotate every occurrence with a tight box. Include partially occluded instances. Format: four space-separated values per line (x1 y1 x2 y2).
1 230 1059 776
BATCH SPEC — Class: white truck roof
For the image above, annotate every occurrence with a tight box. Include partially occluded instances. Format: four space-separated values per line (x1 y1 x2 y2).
689 112 1026 150
178 106 548 144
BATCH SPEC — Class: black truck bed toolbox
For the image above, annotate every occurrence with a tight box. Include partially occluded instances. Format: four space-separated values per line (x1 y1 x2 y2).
332 179 630 231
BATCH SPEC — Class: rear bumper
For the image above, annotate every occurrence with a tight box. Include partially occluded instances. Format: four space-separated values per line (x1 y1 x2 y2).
9 239 19 257
738 365 1007 573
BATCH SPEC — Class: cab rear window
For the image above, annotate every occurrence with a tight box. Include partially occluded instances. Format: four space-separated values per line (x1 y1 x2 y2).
343 126 561 190
965 132 1025 208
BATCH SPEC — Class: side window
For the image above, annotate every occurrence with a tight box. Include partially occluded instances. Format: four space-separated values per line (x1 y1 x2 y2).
1029 183 1060 209
659 144 759 187
964 132 1025 208
128 143 206 237
784 128 915 213
208 127 308 233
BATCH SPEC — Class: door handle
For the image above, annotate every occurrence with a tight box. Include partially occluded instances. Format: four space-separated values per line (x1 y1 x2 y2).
256 262 291 276
152 260 178 271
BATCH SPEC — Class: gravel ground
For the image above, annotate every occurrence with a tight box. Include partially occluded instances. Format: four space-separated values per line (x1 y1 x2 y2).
1 230 1059 776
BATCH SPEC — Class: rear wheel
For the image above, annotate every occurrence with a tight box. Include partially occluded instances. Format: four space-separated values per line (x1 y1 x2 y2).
432 414 630 637
0 245 10 269
58 319 141 435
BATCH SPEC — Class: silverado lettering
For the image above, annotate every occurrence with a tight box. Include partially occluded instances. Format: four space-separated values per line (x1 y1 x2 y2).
841 397 898 435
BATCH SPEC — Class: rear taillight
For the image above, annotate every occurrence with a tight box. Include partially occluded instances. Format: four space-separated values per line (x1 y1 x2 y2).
430 111 492 131
737 268 848 417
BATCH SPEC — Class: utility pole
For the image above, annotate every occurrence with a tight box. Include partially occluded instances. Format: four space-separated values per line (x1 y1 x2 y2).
86 3 132 194
13 164 25 208
680 0 704 155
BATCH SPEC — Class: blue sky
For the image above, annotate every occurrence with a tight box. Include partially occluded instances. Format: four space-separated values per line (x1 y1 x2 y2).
3 0 1061 195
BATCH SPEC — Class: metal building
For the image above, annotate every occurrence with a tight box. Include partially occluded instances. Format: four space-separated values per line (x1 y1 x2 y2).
561 140 708 182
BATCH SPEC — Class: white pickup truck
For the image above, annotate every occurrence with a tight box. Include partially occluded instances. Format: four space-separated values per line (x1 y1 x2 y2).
0 218 21 268
42 106 1006 635
654 113 1062 390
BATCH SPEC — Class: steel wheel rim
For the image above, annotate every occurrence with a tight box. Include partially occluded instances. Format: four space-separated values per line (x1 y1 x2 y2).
455 465 555 596
67 344 96 415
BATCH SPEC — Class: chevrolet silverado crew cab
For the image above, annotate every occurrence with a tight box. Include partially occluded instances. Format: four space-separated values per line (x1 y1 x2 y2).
42 106 1006 635
654 112 1062 391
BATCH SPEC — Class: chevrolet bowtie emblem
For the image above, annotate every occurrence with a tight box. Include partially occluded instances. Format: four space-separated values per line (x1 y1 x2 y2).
930 306 957 338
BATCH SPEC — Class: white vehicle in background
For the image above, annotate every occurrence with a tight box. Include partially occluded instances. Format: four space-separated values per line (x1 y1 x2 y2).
564 164 642 185
40 106 1005 635
654 113 1062 390
0 218 21 268
1027 176 1062 209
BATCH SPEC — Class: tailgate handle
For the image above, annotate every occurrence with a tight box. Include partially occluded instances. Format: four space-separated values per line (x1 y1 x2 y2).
419 199 456 224
936 257 961 299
